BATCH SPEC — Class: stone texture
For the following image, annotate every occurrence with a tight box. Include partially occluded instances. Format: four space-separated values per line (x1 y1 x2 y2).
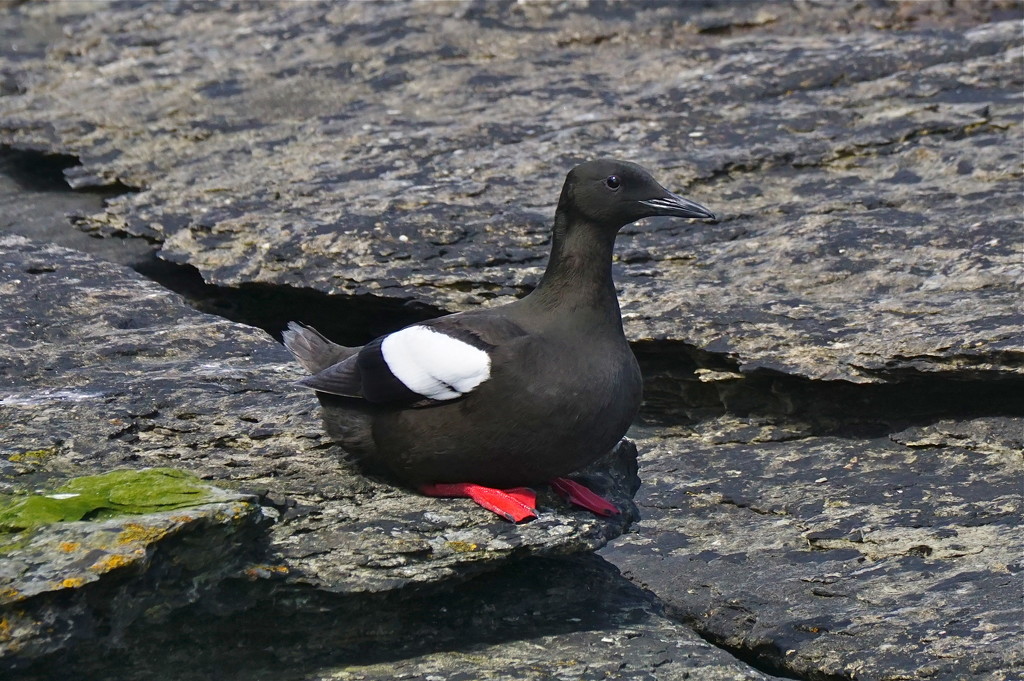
0 234 639 666
0 148 153 271
602 417 1023 681
18 555 781 681
0 493 264 669
1 2 1022 680
0 0 1020 383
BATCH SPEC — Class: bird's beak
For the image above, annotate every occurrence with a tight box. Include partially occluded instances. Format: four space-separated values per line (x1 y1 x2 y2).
639 191 715 220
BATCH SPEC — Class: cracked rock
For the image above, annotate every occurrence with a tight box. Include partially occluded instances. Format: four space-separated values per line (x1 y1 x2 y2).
0 235 639 668
0 492 264 669
603 417 1023 681
0 0 1019 383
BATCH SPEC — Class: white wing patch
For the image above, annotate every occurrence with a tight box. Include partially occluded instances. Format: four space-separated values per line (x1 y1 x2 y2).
380 325 491 400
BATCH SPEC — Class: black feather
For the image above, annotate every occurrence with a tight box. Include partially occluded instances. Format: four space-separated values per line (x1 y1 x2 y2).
282 321 357 373
295 355 364 398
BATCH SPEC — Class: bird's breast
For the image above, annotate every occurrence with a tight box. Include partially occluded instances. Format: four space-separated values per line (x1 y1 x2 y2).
492 333 641 429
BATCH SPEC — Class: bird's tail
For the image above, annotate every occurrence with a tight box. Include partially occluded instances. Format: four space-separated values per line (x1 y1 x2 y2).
281 322 357 374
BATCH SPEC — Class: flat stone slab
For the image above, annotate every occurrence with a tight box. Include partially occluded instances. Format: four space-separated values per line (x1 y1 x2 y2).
602 417 1023 681
0 237 774 681
0 1 1020 382
2 3 1022 679
0 482 263 668
0 234 638 600
40 555 780 681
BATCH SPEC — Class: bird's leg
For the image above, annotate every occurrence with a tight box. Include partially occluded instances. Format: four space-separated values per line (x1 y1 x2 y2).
419 482 538 522
549 477 620 516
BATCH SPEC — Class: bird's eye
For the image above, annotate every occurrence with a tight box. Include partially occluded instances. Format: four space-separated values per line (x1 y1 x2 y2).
605 175 621 190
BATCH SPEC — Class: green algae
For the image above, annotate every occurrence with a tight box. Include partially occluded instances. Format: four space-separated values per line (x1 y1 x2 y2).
0 468 232 536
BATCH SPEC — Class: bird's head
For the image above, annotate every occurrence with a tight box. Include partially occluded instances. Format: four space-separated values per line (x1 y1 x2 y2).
559 158 715 230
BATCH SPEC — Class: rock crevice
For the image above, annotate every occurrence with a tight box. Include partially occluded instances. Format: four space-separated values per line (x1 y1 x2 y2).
0 1 1020 679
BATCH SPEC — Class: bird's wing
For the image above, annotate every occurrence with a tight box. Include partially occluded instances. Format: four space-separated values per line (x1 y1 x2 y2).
294 352 365 398
295 313 529 406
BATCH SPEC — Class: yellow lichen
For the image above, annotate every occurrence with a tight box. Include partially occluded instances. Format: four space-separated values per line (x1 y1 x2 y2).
89 553 134 573
60 577 87 589
243 564 290 579
57 541 81 553
116 522 168 545
7 448 56 463
445 541 479 553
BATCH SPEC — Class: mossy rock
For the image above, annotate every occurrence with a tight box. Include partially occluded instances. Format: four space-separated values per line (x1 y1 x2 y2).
0 468 234 535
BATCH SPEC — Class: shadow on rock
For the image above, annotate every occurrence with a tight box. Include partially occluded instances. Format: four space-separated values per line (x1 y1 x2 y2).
13 555 767 681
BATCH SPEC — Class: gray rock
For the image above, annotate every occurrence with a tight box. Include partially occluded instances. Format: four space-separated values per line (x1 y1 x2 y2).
0 235 639 664
0 492 265 668
0 0 1019 384
0 148 154 270
23 555 780 681
602 416 1023 680
1 1 1022 679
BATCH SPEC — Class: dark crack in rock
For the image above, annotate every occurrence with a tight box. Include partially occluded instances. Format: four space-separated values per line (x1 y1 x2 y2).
0 0 1020 383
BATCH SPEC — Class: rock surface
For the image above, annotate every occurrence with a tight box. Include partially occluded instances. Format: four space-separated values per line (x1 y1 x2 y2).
18 555 779 681
0 235 639 668
603 416 1023 680
0 1 1022 680
0 0 1020 383
1 477 263 667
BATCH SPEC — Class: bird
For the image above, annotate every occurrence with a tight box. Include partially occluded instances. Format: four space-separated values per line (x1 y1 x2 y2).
283 159 714 522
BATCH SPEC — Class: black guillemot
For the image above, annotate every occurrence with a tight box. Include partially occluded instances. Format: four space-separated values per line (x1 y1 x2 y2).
284 159 714 521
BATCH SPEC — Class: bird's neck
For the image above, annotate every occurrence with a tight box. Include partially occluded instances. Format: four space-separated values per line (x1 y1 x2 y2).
526 209 623 330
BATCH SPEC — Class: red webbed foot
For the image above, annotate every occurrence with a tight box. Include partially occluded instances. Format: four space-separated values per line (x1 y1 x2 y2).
420 482 538 523
550 477 620 517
